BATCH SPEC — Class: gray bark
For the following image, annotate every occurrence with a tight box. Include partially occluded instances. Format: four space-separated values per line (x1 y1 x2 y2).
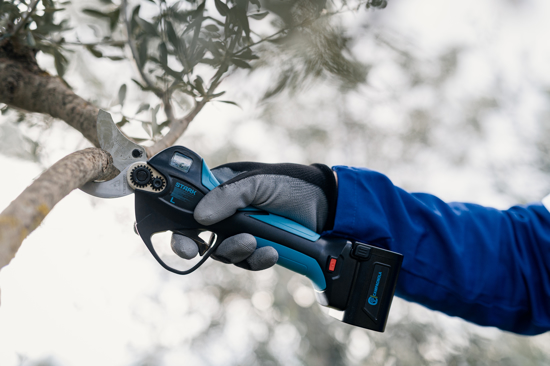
0 57 100 147
0 148 118 270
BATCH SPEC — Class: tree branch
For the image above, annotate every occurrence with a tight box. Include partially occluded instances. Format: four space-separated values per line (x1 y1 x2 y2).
0 148 119 270
0 57 101 147
146 99 206 156
11 0 40 38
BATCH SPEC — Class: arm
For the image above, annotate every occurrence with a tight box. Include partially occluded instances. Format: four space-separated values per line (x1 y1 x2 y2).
326 166 550 335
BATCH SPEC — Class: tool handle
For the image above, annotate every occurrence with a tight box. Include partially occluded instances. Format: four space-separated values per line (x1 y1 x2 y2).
135 145 403 331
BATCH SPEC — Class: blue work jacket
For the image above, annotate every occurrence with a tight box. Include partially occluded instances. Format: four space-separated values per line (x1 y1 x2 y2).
326 166 550 335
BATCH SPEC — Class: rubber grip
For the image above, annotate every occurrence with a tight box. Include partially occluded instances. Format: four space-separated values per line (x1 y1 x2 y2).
201 160 327 289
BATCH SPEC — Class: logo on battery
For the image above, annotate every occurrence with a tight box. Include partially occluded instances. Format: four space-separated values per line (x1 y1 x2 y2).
368 271 383 306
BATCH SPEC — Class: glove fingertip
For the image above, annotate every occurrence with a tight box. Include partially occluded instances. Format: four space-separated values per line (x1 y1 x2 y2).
171 234 199 259
245 246 279 271
213 233 256 264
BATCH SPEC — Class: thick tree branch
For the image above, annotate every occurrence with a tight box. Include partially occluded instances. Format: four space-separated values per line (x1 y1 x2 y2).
0 57 100 147
0 148 118 270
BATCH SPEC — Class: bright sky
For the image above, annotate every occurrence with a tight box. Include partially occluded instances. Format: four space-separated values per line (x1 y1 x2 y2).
1 0 550 364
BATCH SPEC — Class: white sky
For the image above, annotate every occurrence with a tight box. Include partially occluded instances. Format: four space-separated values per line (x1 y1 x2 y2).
2 0 550 364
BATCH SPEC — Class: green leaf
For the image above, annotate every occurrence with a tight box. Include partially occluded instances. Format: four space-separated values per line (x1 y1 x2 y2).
53 50 67 77
109 7 120 32
217 100 240 108
130 5 140 34
132 78 149 91
233 3 250 38
231 58 251 68
135 16 157 36
43 7 66 13
159 42 167 65
105 55 124 61
189 17 204 57
109 41 126 48
85 45 103 58
234 48 259 60
138 38 148 67
214 0 229 16
248 11 268 20
159 62 183 80
136 103 150 114
199 58 218 66
189 46 206 69
82 8 111 19
211 91 226 98
205 24 219 32
198 38 223 59
166 20 190 69
118 84 127 106
165 20 179 52
194 76 205 95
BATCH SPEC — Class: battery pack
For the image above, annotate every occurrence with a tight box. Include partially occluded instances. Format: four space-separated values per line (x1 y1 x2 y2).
337 242 403 332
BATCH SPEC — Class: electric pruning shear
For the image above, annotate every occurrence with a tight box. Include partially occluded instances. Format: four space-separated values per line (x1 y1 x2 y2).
81 110 403 332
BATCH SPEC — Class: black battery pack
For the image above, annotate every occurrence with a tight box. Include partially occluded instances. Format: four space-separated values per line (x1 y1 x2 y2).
339 242 403 332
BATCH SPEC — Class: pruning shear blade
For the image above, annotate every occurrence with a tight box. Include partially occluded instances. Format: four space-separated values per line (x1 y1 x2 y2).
79 110 147 199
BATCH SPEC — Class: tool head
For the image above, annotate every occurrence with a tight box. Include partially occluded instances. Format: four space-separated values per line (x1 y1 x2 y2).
80 110 147 198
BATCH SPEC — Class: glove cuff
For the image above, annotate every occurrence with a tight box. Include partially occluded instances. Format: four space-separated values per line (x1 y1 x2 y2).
311 163 338 232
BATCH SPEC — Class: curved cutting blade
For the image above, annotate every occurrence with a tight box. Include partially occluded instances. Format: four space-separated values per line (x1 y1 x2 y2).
80 167 133 198
80 110 147 198
97 110 147 170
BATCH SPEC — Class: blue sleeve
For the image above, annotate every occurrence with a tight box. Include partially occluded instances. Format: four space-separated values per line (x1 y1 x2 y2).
326 166 550 335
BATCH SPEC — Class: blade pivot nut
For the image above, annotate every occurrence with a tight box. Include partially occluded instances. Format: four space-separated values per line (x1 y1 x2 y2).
131 165 153 187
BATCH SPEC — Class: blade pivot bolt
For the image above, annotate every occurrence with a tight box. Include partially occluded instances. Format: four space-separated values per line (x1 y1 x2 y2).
132 149 143 158
130 165 153 187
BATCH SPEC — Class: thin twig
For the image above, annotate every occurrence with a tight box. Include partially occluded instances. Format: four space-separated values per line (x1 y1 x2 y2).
146 100 206 156
11 0 40 37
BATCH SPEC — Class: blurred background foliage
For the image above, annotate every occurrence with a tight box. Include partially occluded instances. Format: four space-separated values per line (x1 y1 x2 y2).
1 0 550 365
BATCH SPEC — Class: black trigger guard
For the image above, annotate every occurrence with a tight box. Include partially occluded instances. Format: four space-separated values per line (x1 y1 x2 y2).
135 212 224 275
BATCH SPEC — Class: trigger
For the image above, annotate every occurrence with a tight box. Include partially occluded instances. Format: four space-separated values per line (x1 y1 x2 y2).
174 230 210 256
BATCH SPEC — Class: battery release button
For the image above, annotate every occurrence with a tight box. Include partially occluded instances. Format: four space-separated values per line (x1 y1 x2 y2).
352 243 371 260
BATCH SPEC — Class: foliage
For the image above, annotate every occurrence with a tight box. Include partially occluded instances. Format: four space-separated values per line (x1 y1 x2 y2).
0 0 385 146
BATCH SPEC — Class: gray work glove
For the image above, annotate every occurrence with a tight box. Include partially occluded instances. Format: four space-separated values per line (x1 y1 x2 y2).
171 162 338 270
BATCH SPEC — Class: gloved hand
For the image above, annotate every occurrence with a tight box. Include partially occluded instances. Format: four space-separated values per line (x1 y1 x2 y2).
171 162 338 270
